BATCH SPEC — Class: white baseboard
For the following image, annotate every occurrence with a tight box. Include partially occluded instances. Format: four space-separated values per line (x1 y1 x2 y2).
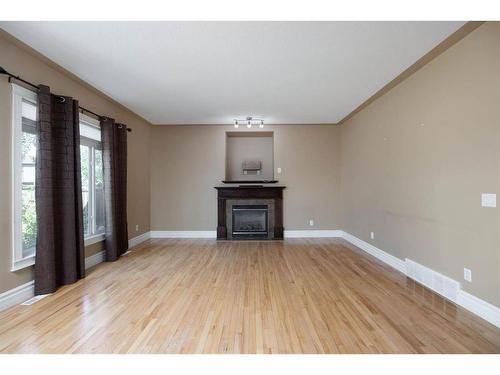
129 231 151 248
150 231 216 238
340 231 500 328
457 290 500 328
0 281 35 312
85 251 105 270
85 232 152 268
284 230 343 238
150 229 344 239
341 231 407 274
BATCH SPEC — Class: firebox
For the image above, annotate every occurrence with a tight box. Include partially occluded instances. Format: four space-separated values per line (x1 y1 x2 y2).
231 205 268 238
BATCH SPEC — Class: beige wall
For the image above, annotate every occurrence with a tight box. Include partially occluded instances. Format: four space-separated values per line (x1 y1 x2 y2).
0 32 152 294
150 125 341 231
340 22 500 306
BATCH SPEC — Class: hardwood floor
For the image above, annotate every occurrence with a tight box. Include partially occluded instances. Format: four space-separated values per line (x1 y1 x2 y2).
0 238 499 353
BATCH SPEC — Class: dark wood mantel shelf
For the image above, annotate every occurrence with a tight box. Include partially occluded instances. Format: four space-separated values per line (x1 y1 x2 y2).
215 186 286 240
221 180 279 184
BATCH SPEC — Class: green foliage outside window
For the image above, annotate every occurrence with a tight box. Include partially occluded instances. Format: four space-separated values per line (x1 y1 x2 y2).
22 187 37 252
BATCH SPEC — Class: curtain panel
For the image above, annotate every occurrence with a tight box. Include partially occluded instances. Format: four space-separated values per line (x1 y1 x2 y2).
34 85 85 295
101 118 129 261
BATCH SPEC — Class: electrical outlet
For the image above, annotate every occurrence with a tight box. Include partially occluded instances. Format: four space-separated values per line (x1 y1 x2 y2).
370 232 375 240
135 224 139 232
309 219 314 227
464 268 472 282
277 167 282 174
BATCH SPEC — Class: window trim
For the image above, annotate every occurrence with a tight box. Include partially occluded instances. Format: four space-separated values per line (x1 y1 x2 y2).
11 84 38 272
84 233 105 247
80 113 105 242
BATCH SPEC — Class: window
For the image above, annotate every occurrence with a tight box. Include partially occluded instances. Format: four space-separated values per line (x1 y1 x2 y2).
11 86 105 270
80 114 105 244
12 84 38 271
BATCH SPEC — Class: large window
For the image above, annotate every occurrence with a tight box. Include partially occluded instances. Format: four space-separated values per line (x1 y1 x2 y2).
11 86 105 271
80 114 105 243
12 84 38 271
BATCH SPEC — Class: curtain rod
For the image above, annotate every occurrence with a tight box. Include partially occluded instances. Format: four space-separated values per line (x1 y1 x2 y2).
0 66 132 132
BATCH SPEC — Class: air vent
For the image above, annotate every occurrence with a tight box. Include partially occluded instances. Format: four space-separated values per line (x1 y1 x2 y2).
21 294 49 306
406 259 460 301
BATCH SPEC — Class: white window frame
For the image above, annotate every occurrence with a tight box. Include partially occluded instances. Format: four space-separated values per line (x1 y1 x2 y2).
11 84 38 271
80 113 105 246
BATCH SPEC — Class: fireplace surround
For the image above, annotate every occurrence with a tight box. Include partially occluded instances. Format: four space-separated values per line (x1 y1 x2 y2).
215 186 285 240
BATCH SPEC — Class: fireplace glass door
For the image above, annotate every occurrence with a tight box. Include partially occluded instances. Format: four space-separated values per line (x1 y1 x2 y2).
232 205 268 237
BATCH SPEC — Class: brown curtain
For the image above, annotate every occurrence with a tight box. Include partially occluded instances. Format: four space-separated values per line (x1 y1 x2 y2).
101 118 129 261
34 85 85 295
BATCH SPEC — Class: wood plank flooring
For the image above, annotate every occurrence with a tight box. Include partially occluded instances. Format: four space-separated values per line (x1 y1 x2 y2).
0 238 499 353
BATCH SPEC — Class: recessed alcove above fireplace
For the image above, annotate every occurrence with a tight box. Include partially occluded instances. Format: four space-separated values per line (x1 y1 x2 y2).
219 131 283 240
225 131 275 183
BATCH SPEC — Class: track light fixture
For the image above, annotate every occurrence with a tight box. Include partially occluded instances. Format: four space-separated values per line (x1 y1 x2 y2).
233 116 265 129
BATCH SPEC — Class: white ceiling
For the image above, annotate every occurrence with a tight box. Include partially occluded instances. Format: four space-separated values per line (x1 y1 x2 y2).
1 21 464 125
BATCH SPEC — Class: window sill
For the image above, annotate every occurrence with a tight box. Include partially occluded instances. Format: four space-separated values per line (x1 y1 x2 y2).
84 233 105 246
10 235 105 272
11 255 35 272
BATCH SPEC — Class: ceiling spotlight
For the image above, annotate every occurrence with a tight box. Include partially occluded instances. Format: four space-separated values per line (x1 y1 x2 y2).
233 116 264 129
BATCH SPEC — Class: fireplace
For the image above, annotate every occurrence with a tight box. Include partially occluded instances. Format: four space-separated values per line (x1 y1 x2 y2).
232 205 268 238
215 186 285 240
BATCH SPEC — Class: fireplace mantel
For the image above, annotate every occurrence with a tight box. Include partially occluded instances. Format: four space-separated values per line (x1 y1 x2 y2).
215 186 285 240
